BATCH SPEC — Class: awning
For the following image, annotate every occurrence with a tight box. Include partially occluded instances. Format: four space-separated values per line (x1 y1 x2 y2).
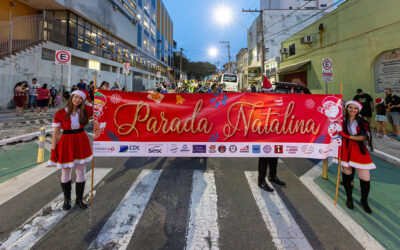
278 60 311 73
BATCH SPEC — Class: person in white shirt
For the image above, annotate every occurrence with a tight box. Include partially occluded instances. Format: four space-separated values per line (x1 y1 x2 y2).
28 78 39 110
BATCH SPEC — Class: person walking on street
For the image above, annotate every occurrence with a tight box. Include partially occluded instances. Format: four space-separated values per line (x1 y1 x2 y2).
77 79 87 90
13 82 28 116
375 98 389 139
48 90 93 210
28 78 39 111
384 88 400 141
35 83 50 116
338 101 375 214
353 89 373 123
258 75 285 192
49 85 57 107
88 81 94 102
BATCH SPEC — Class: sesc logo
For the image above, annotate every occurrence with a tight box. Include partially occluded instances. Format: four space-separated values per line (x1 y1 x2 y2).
274 145 283 154
147 145 163 154
218 145 226 153
252 145 261 153
263 145 272 153
229 145 237 153
193 145 206 153
209 145 217 153
119 145 129 153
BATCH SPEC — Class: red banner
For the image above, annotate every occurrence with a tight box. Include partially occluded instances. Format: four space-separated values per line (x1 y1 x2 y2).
93 90 342 158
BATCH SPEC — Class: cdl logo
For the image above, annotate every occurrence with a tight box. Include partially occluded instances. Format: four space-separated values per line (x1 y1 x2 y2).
129 145 139 151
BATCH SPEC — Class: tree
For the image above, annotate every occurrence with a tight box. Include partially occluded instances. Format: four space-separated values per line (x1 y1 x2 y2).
173 53 217 79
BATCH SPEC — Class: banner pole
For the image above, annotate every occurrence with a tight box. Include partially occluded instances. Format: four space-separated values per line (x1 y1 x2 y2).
334 81 343 205
90 74 97 204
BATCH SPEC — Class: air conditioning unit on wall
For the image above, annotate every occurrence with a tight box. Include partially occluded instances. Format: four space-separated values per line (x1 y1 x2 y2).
301 36 313 44
281 48 288 54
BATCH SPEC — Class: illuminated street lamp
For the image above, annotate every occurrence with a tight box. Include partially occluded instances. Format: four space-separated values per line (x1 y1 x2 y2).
213 5 232 25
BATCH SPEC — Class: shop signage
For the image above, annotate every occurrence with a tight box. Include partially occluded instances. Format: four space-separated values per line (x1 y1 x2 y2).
374 49 400 92
88 60 100 71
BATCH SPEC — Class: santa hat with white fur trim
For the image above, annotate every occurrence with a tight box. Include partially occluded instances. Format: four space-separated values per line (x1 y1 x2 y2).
375 98 384 104
345 100 362 111
71 90 91 103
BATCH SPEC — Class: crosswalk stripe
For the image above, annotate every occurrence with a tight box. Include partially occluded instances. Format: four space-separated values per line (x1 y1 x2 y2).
0 168 112 249
185 170 219 250
88 169 162 250
0 162 58 206
245 171 313 250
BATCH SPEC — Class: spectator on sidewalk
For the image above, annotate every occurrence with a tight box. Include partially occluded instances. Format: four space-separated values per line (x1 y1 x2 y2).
35 83 50 116
88 81 94 101
13 82 28 116
338 100 375 214
77 79 87 90
28 78 39 111
62 86 70 102
111 82 120 91
384 88 400 141
49 85 57 107
353 89 374 123
48 90 93 210
375 98 389 139
55 92 62 107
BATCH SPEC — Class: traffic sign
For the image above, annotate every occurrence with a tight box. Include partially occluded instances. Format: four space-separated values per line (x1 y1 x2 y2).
322 58 333 82
123 63 130 75
55 50 71 65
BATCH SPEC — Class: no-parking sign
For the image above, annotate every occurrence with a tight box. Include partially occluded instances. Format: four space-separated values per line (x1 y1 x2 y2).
322 58 333 82
55 50 71 65
122 63 130 75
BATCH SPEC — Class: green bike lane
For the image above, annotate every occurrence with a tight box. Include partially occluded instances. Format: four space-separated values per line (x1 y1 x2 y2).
314 155 400 249
0 142 50 184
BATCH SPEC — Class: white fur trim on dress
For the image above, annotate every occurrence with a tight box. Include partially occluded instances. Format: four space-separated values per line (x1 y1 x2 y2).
52 123 61 128
48 155 93 169
333 158 376 170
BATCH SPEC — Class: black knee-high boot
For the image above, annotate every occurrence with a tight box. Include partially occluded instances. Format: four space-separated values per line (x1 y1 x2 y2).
76 181 88 209
342 173 354 209
360 180 372 214
61 181 71 210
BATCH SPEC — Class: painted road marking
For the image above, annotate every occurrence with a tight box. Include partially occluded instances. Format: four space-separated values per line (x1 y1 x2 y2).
185 170 219 250
299 162 384 250
245 171 312 250
0 162 57 206
88 169 162 250
0 168 112 249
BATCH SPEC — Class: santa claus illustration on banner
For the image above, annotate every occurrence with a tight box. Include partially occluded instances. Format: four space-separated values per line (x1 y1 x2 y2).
318 96 343 145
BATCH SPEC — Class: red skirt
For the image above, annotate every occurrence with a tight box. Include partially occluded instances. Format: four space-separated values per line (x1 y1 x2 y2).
336 139 376 170
14 96 26 107
49 132 92 169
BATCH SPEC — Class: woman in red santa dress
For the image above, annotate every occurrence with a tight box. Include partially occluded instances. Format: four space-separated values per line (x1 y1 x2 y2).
48 90 93 210
338 100 375 214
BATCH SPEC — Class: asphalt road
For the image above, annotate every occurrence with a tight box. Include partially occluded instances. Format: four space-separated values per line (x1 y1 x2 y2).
0 155 365 250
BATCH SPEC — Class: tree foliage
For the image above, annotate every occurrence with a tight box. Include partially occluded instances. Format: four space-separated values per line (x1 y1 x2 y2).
174 54 217 79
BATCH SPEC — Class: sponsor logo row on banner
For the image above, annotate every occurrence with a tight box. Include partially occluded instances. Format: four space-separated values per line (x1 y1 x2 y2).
93 142 337 159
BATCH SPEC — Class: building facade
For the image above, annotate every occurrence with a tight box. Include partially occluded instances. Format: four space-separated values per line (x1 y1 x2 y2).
247 15 261 86
279 0 400 101
236 48 249 90
0 0 174 109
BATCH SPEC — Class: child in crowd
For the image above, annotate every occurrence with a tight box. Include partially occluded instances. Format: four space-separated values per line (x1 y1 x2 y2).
55 92 62 107
375 98 389 139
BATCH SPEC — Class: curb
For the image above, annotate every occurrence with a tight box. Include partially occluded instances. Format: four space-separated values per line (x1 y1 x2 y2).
371 149 400 168
0 128 54 147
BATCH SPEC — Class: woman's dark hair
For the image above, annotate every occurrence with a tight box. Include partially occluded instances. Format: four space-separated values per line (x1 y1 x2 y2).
343 106 373 154
14 82 22 89
375 103 385 114
42 83 48 89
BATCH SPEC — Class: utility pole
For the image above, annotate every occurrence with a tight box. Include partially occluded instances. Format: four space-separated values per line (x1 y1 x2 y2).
242 8 265 81
179 48 183 80
219 41 231 73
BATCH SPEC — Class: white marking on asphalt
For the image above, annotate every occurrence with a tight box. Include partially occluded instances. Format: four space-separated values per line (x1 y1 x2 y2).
0 168 112 249
88 169 162 250
245 171 312 250
0 162 57 206
185 170 219 250
299 163 384 250
372 149 400 165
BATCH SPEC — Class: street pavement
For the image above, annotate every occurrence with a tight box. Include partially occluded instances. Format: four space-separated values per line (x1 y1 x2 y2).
0 108 399 249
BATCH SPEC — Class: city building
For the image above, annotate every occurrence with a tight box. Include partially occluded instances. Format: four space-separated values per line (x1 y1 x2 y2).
236 48 249 90
247 0 334 82
278 0 400 101
247 15 261 87
0 0 175 109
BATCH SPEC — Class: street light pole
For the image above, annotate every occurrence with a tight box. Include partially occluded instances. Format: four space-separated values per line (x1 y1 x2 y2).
179 47 183 80
219 41 231 73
